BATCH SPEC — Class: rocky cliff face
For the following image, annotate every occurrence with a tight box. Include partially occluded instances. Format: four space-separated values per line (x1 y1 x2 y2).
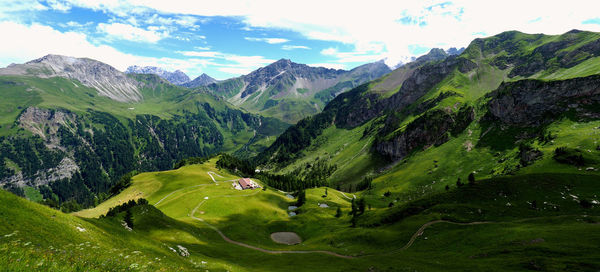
198 58 391 123
487 75 600 126
239 59 347 99
0 55 142 102
126 65 191 85
332 55 476 128
182 73 218 88
375 106 474 160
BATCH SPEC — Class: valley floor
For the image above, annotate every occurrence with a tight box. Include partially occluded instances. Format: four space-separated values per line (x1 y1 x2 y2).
2 158 600 271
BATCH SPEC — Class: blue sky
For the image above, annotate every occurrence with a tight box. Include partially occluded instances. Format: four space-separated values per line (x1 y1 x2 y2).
1 0 600 80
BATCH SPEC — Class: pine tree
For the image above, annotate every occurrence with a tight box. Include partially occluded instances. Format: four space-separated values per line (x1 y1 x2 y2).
357 198 366 215
335 206 342 218
124 209 134 229
296 190 306 207
468 173 475 185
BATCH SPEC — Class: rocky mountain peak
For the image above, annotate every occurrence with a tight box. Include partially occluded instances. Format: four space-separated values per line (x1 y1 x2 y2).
125 65 190 85
181 73 218 88
0 54 142 103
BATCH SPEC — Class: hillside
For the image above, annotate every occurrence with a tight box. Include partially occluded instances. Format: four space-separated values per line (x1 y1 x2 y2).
3 158 599 271
256 30 600 191
0 55 288 212
199 59 391 123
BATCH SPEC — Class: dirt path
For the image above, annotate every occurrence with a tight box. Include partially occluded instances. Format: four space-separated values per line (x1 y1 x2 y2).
207 171 224 183
399 220 491 251
339 192 356 200
189 198 354 259
154 184 211 206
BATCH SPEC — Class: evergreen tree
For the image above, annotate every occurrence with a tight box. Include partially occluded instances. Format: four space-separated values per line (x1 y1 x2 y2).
335 206 342 218
357 198 366 215
124 209 134 229
456 178 463 187
296 190 306 207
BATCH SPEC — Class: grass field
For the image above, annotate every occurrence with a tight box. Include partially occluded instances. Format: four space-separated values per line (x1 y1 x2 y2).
4 155 600 271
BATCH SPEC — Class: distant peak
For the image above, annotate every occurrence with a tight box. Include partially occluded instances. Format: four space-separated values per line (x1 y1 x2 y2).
27 54 81 65
566 29 583 34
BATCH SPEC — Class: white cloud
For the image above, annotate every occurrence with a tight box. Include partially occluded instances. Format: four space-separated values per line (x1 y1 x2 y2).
244 37 289 44
282 45 310 50
58 21 93 28
177 51 220 58
320 47 384 64
0 21 213 78
97 22 169 43
176 50 275 76
0 0 48 19
46 0 72 12
54 0 600 66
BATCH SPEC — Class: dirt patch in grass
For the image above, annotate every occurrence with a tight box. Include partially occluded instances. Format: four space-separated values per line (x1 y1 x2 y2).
270 232 302 245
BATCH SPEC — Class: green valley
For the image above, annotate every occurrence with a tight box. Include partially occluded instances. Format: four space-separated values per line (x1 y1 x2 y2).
2 26 600 272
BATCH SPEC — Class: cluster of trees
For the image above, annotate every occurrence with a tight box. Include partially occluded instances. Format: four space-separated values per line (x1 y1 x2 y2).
350 198 367 227
104 198 149 217
256 110 336 165
216 154 337 192
553 147 585 166
173 157 208 169
355 176 373 191
0 135 63 180
1 103 279 211
109 171 138 196
103 198 149 229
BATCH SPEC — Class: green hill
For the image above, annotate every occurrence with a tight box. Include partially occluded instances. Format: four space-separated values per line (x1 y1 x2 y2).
2 158 599 271
256 30 600 190
0 56 288 212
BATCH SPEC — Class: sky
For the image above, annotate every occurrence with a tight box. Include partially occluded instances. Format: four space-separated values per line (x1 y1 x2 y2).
1 0 600 80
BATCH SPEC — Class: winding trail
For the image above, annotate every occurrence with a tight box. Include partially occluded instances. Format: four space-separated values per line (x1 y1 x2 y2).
189 197 355 259
339 192 356 200
398 220 491 251
151 170 526 259
207 171 223 183
154 184 210 206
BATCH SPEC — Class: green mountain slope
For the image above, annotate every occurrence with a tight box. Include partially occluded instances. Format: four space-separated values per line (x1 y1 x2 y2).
199 59 391 123
3 159 599 271
256 29 600 190
0 55 288 211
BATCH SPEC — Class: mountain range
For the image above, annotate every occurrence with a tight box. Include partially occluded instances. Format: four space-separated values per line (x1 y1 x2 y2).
1 29 600 271
198 58 392 123
0 55 288 209
125 65 191 85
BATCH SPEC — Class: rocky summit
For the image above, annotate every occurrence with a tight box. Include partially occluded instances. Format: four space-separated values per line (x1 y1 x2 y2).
126 65 191 85
182 73 218 88
1 55 142 102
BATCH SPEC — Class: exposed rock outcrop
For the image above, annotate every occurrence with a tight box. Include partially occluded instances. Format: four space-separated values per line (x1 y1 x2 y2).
376 106 474 160
182 73 218 88
126 65 191 85
0 55 142 102
332 55 476 128
487 75 600 126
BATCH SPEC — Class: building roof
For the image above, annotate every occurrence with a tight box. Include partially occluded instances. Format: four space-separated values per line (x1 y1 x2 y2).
239 178 253 188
